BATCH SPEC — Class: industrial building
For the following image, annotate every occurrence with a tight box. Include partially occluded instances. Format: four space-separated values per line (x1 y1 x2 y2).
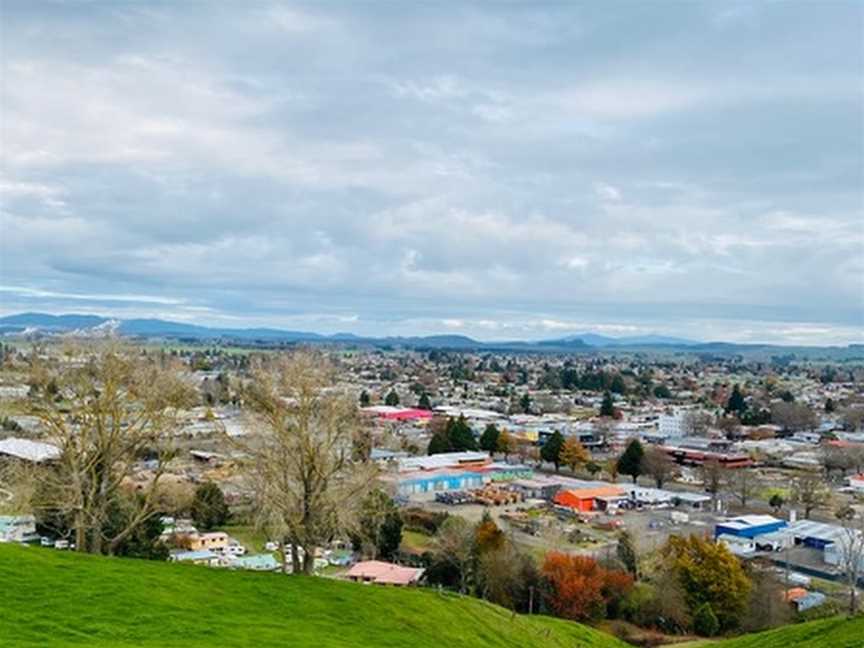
714 515 787 539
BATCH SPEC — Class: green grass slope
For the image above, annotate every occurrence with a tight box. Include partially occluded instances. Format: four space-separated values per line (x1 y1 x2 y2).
673 615 864 648
0 545 625 648
708 615 864 648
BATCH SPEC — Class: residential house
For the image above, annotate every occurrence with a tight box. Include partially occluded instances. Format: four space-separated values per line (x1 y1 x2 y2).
345 560 424 586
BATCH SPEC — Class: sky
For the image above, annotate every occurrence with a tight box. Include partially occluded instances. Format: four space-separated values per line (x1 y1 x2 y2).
1 1 862 345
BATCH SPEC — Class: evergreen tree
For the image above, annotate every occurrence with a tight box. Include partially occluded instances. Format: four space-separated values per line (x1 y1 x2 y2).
520 393 532 414
104 497 169 561
653 384 672 399
769 493 784 514
541 431 565 472
726 384 747 415
600 390 615 417
427 430 453 455
359 390 371 407
610 374 627 395
385 389 400 407
190 482 230 531
354 489 403 560
616 530 638 578
479 423 500 453
825 398 836 413
693 603 720 637
448 415 478 452
616 439 644 483
418 392 432 410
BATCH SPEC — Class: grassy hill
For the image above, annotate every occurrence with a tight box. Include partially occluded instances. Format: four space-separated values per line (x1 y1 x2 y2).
2 545 861 648
0 545 625 648
704 614 863 648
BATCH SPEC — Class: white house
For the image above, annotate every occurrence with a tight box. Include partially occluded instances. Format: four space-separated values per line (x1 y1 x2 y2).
0 515 37 542
848 474 864 493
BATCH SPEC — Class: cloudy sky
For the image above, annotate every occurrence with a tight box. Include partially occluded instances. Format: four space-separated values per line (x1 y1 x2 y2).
1 2 862 344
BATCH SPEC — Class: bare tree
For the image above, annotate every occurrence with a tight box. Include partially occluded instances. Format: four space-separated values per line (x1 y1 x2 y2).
847 445 864 475
716 416 742 440
641 445 680 488
593 417 614 449
701 459 724 498
434 516 475 594
26 347 196 554
682 410 712 437
770 402 817 433
235 352 376 574
790 473 832 519
822 445 855 480
840 407 864 432
835 506 864 614
724 468 760 509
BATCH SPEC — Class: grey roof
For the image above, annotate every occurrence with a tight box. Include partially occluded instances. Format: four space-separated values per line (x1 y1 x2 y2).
783 520 849 543
0 438 60 462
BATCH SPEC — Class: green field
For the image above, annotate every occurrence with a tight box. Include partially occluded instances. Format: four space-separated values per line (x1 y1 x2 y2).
2 545 862 648
0 545 625 648
668 615 864 648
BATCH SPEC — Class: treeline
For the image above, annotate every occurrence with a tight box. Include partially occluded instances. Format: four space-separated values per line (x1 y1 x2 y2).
537 367 629 394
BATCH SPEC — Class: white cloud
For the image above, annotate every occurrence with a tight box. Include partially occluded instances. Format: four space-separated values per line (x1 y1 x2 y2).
594 182 621 202
0 285 186 306
0 2 860 344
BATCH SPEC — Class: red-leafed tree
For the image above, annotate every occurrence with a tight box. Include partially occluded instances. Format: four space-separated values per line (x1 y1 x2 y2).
542 552 633 621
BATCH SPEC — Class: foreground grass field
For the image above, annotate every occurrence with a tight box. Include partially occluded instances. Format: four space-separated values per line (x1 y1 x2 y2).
2 545 861 648
0 545 625 648
668 614 864 648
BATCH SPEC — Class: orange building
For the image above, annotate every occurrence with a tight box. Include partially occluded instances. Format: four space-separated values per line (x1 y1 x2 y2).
553 486 626 512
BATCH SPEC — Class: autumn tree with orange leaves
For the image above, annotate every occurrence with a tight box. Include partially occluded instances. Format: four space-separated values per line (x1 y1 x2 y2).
542 552 633 621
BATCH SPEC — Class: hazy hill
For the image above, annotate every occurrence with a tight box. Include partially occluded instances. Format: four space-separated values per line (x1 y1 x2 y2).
1 313 862 359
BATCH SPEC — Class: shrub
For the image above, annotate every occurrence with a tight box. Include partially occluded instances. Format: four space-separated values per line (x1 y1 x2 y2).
693 603 720 637
190 482 230 531
401 508 449 535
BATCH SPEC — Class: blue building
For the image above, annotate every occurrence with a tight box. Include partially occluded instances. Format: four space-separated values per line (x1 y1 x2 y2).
396 470 485 496
714 515 787 540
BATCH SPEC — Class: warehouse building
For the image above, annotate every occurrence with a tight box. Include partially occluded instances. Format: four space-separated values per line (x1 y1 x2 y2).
714 515 787 539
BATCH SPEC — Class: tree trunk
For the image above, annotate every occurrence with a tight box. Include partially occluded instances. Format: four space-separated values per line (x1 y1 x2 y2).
291 544 301 574
302 547 315 574
91 532 103 555
75 518 87 553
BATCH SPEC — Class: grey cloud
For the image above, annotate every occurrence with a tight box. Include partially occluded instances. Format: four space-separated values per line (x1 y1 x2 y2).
0 1 861 343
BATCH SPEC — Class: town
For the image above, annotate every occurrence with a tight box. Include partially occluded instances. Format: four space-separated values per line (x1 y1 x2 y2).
1 339 862 645
1 1 861 647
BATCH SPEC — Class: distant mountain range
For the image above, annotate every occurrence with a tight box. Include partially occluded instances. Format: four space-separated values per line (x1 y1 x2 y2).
556 333 699 347
0 312 861 358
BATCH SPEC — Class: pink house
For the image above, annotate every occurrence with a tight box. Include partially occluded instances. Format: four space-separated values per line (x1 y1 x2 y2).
345 560 424 586
361 406 433 422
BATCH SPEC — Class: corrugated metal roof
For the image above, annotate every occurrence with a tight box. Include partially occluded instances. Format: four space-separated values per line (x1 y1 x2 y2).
0 438 60 462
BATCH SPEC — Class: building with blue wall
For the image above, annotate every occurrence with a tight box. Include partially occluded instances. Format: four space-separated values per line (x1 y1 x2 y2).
714 515 787 539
